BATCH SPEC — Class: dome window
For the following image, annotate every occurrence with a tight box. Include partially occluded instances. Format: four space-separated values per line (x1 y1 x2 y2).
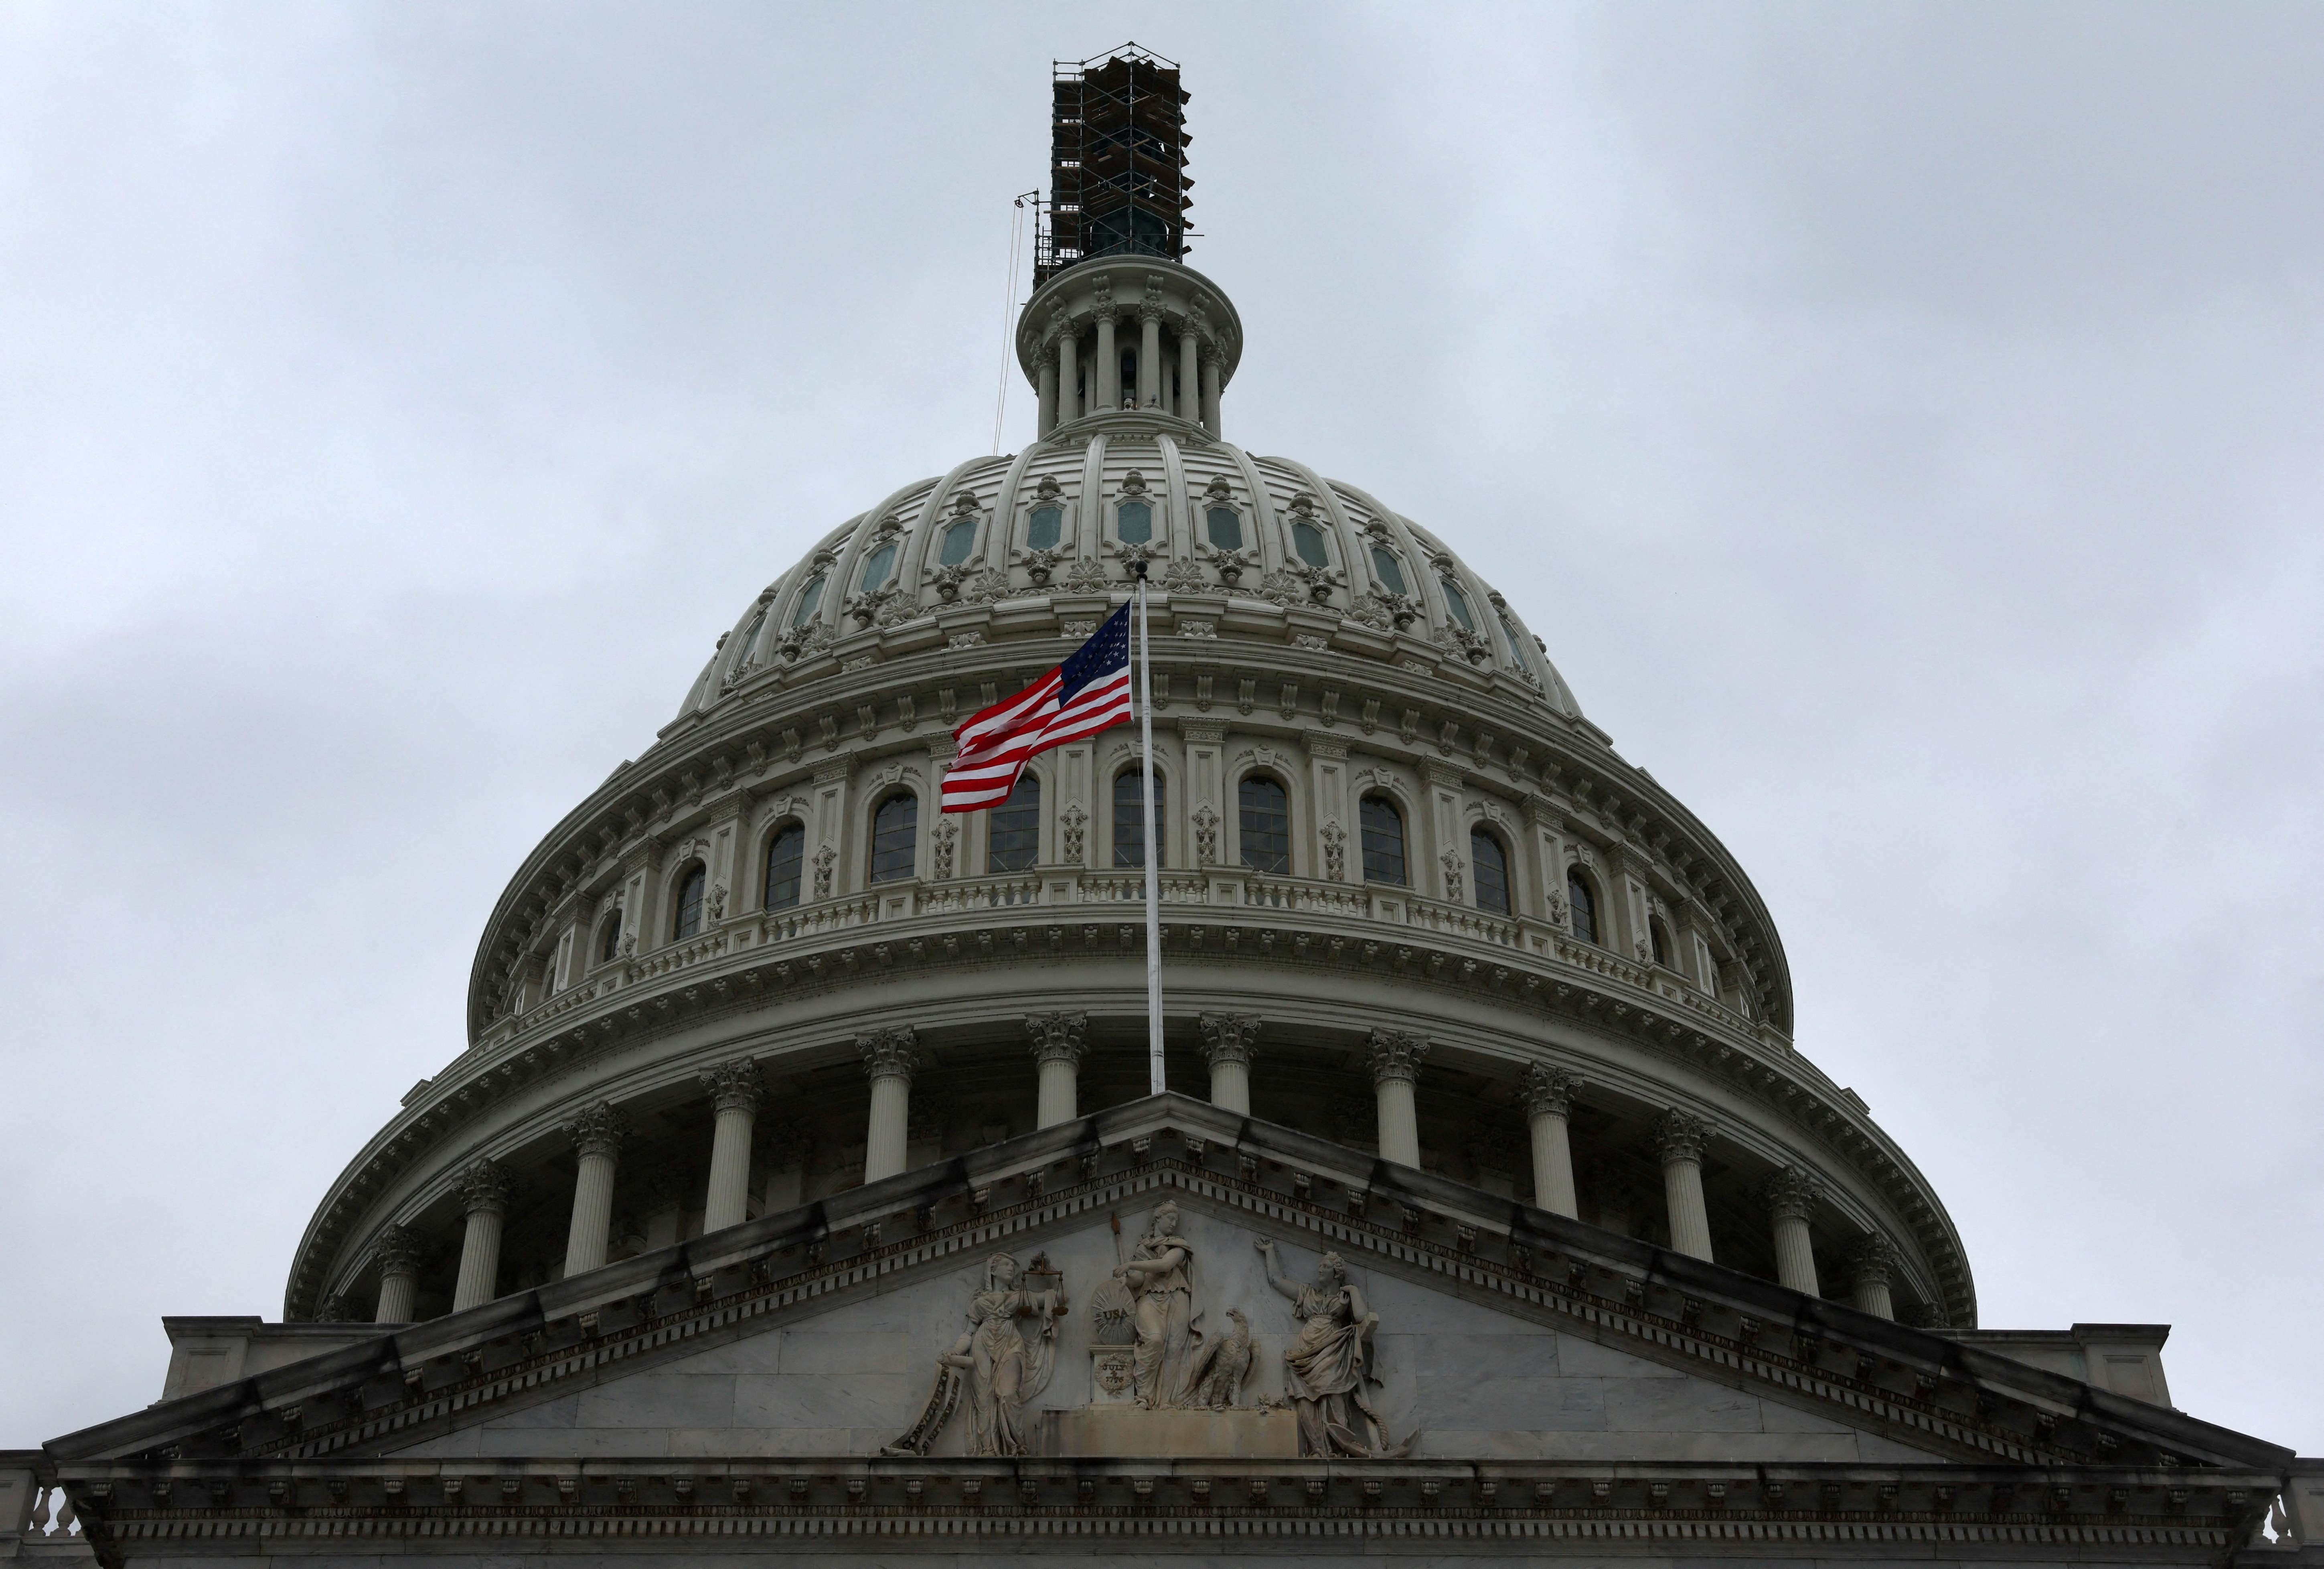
672 865 707 940
987 774 1041 873
1497 613 1530 671
1369 545 1408 597
1567 869 1599 946
731 609 767 672
1441 578 1475 632
1359 794 1406 885
1113 764 1165 867
1650 916 1674 969
791 575 826 626
858 541 899 592
1238 774 1290 873
1291 518 1330 569
1206 506 1243 551
1027 505 1064 550
763 823 804 910
1116 499 1153 545
938 515 979 566
1471 829 1510 915
596 909 622 963
869 793 918 883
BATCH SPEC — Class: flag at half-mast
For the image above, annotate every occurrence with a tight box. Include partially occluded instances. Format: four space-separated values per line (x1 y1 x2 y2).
940 601 1134 812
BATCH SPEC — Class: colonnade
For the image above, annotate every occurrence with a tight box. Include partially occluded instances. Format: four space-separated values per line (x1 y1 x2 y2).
366 1024 1902 1327
1037 312 1222 437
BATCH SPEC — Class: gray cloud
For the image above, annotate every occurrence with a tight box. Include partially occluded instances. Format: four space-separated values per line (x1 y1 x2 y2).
2 2 2315 1451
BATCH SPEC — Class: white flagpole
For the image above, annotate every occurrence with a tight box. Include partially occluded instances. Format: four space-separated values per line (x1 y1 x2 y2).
1137 573 1164 1097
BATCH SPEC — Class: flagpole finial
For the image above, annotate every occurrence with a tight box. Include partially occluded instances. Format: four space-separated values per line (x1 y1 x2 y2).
1131 558 1150 582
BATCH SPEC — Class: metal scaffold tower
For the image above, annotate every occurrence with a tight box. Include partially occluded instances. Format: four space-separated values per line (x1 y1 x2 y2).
1034 43 1192 285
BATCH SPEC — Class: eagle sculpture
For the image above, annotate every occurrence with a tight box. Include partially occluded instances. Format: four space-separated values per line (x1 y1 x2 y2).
1184 1307 1253 1409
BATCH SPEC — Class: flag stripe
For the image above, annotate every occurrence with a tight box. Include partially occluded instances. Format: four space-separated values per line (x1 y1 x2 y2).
940 606 1135 813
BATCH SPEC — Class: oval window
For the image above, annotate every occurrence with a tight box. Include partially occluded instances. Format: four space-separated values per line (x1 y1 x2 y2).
1117 500 1152 545
938 516 978 566
1370 545 1408 596
1291 519 1329 569
1206 507 1243 551
1027 505 1064 550
791 575 825 626
1441 578 1475 631
858 542 898 592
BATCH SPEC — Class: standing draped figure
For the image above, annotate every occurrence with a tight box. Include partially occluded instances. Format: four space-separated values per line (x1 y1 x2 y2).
1256 1239 1400 1457
888 1252 1066 1458
1116 1200 1198 1407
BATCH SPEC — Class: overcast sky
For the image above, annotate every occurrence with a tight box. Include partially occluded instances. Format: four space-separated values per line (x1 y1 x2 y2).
2 2 2317 1453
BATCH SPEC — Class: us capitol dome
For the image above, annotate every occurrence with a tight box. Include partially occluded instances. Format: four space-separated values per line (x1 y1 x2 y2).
27 45 2313 1569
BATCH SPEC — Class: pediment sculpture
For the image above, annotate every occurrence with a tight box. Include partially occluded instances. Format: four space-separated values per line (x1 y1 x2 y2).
883 1251 1066 1458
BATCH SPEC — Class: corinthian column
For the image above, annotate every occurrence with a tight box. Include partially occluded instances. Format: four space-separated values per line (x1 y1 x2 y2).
1519 1064 1579 1218
1847 1233 1896 1320
1026 1012 1089 1128
1765 1166 1823 1296
372 1223 420 1324
1057 329 1080 424
1367 1029 1430 1167
1037 351 1058 436
450 1160 511 1312
1654 1110 1715 1261
859 1027 919 1183
1138 302 1163 407
1199 345 1223 436
1178 328 1200 422
699 1058 763 1233
1094 309 1119 410
560 1102 627 1278
1197 1012 1260 1115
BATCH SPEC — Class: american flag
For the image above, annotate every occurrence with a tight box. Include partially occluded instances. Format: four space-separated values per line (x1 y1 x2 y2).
940 602 1135 812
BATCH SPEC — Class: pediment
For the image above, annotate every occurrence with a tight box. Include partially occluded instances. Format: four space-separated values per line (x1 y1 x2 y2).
49 1095 2288 1480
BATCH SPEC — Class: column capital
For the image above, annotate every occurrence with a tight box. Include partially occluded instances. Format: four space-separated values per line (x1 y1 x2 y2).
1519 1063 1578 1119
1025 1011 1089 1066
1846 1232 1896 1288
1366 1028 1430 1086
373 1222 422 1277
1653 1108 1710 1165
562 1101 628 1160
1765 1165 1822 1223
700 1057 764 1115
1197 1012 1262 1068
1138 299 1165 324
458 1159 511 1218
859 1026 920 1083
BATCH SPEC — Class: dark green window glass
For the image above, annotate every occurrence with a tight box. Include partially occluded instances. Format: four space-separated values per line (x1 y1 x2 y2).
1238 775 1290 873
1359 795 1405 885
1567 870 1597 945
939 517 978 566
763 823 804 910
1441 578 1475 631
859 542 897 592
1471 830 1509 915
1206 507 1243 550
791 575 825 626
1498 614 1529 668
1116 501 1152 545
870 794 918 882
1027 506 1064 549
731 610 766 671
1113 765 1165 868
597 911 622 962
987 774 1040 873
673 866 707 939
1370 546 1408 596
1291 520 1329 569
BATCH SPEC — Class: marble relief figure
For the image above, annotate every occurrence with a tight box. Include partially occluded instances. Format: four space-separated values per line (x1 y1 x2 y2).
1256 1239 1404 1457
1114 1200 1198 1407
885 1252 1066 1457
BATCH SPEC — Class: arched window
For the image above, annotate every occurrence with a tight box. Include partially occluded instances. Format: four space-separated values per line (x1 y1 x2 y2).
1567 869 1598 946
938 516 978 566
1113 764 1165 868
1291 518 1330 569
732 608 767 672
987 774 1041 873
1471 829 1510 915
672 864 707 939
1369 545 1408 596
1359 795 1406 885
1238 774 1290 873
791 574 825 626
1206 507 1243 551
869 793 918 883
597 910 622 962
1027 505 1064 550
858 540 898 592
1440 577 1476 631
1497 612 1530 671
1650 916 1673 969
763 822 804 910
1116 499 1153 545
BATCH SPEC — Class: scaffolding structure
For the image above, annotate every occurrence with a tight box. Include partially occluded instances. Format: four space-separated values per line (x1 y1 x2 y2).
1033 44 1192 285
